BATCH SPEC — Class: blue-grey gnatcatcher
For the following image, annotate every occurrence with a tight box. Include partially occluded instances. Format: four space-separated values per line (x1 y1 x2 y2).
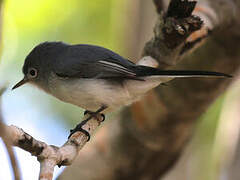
12 42 231 140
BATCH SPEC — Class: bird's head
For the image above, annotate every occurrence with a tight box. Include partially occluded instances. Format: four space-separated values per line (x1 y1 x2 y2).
12 41 66 90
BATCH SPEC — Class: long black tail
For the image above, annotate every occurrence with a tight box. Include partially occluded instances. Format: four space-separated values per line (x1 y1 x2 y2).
135 65 232 78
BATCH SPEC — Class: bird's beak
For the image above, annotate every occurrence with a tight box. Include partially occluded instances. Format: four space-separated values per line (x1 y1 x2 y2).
12 77 29 90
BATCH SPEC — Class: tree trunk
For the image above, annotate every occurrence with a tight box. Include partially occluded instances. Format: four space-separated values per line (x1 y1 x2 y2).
59 0 240 179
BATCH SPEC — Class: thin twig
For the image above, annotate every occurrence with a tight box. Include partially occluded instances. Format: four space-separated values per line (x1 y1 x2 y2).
0 56 158 180
0 87 21 180
2 113 104 180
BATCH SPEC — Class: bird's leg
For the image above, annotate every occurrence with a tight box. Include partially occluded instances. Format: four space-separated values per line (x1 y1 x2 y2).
83 105 107 125
68 105 107 141
84 110 105 123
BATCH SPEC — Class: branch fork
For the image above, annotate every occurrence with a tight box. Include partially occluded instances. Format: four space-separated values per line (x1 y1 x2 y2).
1 113 104 180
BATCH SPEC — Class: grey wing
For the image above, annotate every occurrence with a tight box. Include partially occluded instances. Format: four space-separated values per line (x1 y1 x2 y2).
54 44 141 80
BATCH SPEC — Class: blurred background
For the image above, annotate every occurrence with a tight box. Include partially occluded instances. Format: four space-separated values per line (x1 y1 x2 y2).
0 0 239 180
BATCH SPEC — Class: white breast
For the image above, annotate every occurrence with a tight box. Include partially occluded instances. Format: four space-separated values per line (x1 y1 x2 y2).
46 73 167 112
47 74 133 112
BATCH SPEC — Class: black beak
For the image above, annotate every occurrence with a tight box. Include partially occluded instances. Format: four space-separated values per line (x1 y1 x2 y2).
12 77 29 90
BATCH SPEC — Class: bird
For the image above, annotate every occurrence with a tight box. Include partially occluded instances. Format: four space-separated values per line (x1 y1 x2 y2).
12 41 231 140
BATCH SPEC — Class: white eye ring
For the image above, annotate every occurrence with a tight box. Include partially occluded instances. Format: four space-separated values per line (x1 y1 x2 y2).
28 68 38 78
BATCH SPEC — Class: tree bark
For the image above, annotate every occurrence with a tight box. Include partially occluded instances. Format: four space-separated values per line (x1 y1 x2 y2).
59 0 240 179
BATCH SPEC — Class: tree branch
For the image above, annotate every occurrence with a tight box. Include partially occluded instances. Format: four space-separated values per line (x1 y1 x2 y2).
1 0 239 179
1 113 104 180
0 1 21 180
59 0 240 179
0 87 21 180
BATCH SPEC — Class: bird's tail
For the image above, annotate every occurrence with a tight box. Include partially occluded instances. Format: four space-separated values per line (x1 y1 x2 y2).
135 65 232 78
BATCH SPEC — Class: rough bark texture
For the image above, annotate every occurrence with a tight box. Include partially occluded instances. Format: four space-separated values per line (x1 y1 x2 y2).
1 113 104 180
57 0 240 179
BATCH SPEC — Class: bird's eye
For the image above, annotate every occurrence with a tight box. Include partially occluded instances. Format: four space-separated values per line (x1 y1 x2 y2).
28 68 38 78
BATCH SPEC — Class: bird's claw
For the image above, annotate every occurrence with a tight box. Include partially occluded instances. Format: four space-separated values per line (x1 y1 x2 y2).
100 114 105 122
68 121 91 141
68 110 105 140
84 110 105 123
84 110 91 115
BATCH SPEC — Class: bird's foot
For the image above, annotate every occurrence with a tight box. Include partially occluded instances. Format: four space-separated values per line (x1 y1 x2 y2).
68 109 106 140
68 119 91 141
84 110 105 124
